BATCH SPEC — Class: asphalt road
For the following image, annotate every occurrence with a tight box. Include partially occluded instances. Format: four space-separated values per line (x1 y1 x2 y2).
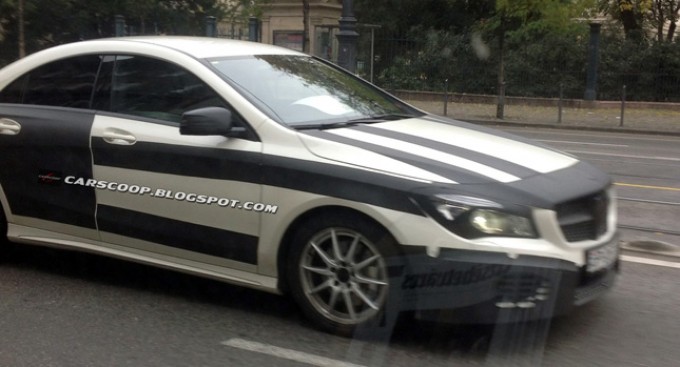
1 244 679 367
1 126 679 367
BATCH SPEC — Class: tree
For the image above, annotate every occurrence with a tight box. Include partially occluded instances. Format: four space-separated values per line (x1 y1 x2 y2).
355 0 495 34
0 0 244 64
0 0 13 43
220 0 271 40
486 0 596 117
353 0 496 85
302 0 310 53
18 0 24 57
599 0 680 41
598 0 651 40
649 0 680 41
353 0 597 98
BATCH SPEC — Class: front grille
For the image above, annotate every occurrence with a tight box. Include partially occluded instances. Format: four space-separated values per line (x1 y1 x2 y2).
556 191 609 242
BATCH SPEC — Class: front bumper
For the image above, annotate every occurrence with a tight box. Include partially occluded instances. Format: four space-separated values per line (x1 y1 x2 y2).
385 240 620 324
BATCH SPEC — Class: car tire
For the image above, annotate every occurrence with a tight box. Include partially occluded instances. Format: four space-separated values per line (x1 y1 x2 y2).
287 213 398 336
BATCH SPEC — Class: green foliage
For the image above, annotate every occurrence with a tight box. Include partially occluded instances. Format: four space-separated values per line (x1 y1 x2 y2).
503 27 589 98
598 0 652 40
2 0 679 102
374 27 496 94
375 24 590 98
481 0 596 58
367 0 680 102
355 0 495 35
354 0 680 102
0 0 21 44
599 29 680 101
354 0 496 89
0 0 270 65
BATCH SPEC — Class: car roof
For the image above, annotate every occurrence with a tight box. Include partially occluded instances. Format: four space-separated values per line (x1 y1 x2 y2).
0 36 307 88
112 36 304 59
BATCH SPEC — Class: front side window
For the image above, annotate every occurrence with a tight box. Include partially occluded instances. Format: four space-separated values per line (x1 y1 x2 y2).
0 55 101 108
95 55 227 123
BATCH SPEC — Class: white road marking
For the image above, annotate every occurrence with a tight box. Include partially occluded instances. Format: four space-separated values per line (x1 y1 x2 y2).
536 139 628 147
566 149 680 162
221 338 367 367
502 127 680 143
621 255 680 269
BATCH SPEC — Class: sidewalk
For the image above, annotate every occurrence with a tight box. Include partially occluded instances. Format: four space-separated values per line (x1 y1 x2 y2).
405 99 680 135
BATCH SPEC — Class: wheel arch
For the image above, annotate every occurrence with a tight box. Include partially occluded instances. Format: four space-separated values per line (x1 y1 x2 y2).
276 205 397 294
0 183 9 224
0 184 8 245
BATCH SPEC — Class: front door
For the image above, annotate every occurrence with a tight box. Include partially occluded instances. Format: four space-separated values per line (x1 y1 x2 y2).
88 55 263 268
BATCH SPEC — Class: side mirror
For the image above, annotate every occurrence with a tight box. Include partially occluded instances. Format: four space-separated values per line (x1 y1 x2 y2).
180 106 245 137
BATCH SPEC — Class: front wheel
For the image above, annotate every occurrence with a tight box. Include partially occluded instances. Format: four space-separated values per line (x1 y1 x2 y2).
287 214 397 336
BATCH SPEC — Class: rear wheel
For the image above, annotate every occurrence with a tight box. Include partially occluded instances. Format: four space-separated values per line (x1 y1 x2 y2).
287 213 397 336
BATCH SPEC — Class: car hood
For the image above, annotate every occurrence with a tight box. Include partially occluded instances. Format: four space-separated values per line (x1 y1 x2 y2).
297 115 580 185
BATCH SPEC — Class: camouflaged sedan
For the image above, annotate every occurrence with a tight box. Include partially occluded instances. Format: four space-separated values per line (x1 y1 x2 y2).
0 37 619 336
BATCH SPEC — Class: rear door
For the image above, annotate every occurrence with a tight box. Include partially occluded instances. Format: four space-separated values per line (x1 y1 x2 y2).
0 55 102 239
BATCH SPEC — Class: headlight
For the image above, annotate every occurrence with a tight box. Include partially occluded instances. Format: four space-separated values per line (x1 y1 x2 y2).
419 194 537 239
469 209 536 237
434 194 502 221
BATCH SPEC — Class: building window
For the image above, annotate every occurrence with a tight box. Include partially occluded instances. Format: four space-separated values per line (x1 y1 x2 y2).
273 31 304 52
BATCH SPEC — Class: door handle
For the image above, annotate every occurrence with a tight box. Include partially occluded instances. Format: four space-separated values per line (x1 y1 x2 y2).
102 129 137 145
0 118 21 135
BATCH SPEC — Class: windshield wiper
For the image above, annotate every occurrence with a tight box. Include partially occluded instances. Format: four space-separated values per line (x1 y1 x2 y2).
293 113 415 130
294 122 368 130
294 113 414 130
345 113 414 123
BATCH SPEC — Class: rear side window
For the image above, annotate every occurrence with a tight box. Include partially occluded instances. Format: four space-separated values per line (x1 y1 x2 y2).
0 55 102 108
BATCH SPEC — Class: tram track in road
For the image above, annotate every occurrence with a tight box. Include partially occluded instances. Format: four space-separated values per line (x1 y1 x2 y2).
616 195 680 257
612 185 680 257
618 224 680 237
618 196 680 207
617 196 680 237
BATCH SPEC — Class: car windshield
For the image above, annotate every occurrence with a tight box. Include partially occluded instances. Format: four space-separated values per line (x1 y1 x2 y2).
209 55 421 127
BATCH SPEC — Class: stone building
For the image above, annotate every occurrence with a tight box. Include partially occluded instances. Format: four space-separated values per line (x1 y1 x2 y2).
218 0 342 61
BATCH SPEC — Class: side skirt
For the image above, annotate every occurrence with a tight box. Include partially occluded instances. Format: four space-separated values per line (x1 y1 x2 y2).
6 223 281 294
